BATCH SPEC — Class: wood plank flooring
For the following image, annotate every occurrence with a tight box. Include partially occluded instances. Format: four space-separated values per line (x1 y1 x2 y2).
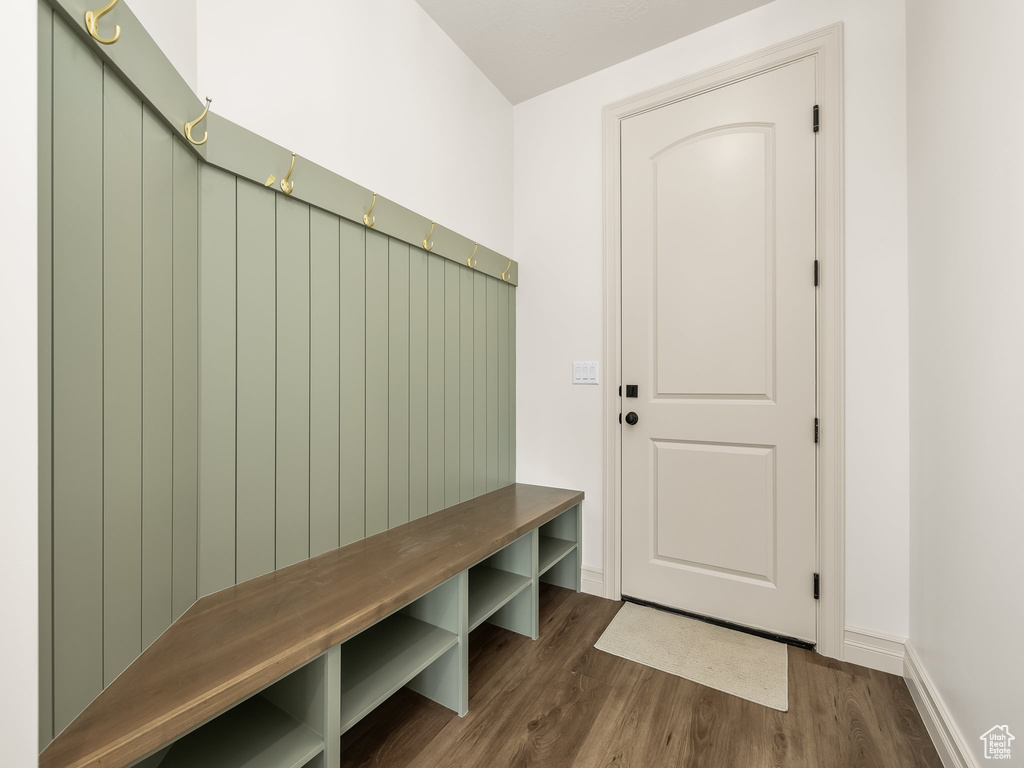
341 585 941 768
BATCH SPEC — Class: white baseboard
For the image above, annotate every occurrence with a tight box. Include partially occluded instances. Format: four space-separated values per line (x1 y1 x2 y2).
903 642 977 768
843 625 906 676
581 566 605 597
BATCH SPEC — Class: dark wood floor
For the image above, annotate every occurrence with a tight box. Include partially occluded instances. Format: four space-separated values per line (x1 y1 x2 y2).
341 585 941 768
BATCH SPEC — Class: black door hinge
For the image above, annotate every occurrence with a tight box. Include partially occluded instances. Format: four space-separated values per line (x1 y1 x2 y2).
618 412 622 424
813 573 820 600
814 259 819 286
619 385 622 397
814 418 819 443
813 104 820 132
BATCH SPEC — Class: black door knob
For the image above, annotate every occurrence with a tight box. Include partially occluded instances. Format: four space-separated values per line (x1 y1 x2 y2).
625 411 639 425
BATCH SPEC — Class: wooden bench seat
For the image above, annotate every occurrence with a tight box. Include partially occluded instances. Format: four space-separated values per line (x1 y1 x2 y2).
40 484 583 768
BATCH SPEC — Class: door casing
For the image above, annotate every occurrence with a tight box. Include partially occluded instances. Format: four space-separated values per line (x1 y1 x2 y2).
601 24 845 659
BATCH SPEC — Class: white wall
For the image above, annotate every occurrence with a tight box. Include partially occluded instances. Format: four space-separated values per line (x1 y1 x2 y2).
906 0 1024 751
130 0 198 91
514 0 911 639
0 0 37 764
195 0 514 255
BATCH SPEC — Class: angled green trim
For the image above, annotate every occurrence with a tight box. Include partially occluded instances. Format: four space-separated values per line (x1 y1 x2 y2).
47 0 204 160
42 0 518 285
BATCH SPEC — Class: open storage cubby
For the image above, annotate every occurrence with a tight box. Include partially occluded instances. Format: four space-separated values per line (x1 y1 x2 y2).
469 532 536 639
42 486 584 768
136 655 330 768
539 504 581 591
339 572 467 735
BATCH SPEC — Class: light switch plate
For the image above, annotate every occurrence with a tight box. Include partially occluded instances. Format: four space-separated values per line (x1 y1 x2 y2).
573 361 599 385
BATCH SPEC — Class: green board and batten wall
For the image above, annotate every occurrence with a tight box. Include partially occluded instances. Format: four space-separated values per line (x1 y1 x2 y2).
38 0 518 748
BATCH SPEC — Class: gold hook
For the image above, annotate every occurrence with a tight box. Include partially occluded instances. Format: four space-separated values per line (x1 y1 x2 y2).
363 193 377 228
423 222 435 252
467 243 478 269
184 98 212 146
280 153 296 195
501 259 513 282
85 0 121 44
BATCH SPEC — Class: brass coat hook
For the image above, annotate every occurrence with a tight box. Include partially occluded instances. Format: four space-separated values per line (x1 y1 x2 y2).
363 193 377 228
501 259 513 282
423 222 435 252
280 153 296 195
467 244 478 269
85 0 122 45
184 98 212 146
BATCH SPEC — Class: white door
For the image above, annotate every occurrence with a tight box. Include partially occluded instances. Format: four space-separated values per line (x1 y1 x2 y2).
620 58 817 642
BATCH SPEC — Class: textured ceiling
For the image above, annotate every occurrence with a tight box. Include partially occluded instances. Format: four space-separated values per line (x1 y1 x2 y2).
414 0 776 104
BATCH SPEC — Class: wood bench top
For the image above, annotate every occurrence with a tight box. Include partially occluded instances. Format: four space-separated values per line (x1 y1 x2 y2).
40 483 584 768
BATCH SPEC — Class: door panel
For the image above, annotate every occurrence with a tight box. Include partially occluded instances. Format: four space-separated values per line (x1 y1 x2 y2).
654 126 774 399
653 441 775 583
621 59 817 641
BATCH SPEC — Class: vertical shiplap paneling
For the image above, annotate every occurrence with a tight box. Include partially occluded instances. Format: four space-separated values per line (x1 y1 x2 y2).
408 248 428 520
141 108 174 647
51 19 103 730
44 9 522 731
426 255 446 514
171 139 199 619
486 280 499 491
388 240 410 528
364 230 389 535
509 288 517 482
309 209 341 555
339 220 366 544
497 281 510 487
235 181 276 581
472 274 487 497
102 68 144 688
459 270 474 501
275 197 311 568
198 166 237 597
38 2 54 746
443 261 460 506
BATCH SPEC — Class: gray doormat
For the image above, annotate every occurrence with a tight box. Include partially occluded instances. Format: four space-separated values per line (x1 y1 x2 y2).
595 602 789 711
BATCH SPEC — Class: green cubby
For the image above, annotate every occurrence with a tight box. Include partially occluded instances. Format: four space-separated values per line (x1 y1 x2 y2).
539 505 581 591
538 535 576 575
339 614 458 732
468 532 536 638
148 696 322 768
339 571 467 736
136 654 331 768
468 567 531 631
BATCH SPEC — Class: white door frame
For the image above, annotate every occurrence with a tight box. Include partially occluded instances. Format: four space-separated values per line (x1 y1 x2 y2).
601 24 845 659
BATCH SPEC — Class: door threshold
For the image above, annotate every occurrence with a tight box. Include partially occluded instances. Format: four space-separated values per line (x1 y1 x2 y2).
621 595 816 651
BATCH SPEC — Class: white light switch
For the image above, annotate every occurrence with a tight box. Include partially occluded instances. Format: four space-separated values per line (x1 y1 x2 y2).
573 361 599 385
